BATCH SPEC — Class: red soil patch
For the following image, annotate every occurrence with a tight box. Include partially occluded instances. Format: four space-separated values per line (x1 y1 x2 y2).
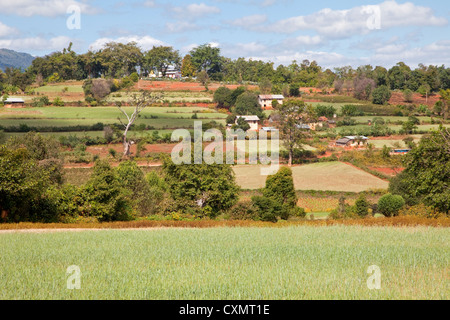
389 92 440 107
137 80 258 92
368 166 405 176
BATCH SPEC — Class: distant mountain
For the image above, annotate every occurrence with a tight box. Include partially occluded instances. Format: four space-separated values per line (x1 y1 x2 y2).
0 49 35 71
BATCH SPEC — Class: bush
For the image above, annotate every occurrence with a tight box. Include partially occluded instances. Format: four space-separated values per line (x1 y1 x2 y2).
372 85 392 105
354 194 370 217
227 201 259 220
251 196 280 223
377 193 405 217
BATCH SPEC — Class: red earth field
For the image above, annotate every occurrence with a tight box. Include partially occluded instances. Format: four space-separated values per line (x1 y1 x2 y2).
137 80 258 92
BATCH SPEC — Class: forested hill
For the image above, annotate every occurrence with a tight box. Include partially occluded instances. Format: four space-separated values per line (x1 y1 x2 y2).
0 49 35 71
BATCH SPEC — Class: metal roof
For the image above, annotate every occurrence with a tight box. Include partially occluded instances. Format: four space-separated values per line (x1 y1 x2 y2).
236 115 260 121
258 95 284 100
4 98 25 103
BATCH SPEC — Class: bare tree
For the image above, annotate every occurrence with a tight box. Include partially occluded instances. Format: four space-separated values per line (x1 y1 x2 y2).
116 90 162 157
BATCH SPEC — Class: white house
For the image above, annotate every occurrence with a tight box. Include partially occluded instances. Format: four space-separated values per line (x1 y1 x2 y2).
258 95 284 109
4 98 25 108
236 115 260 131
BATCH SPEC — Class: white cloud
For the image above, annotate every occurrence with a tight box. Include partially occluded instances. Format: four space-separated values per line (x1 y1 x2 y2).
165 21 200 33
0 36 76 52
0 0 98 17
263 1 447 39
172 3 220 20
228 14 267 28
287 35 323 47
0 22 18 37
89 36 165 52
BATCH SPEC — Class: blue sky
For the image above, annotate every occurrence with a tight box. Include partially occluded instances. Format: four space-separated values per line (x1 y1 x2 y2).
0 0 449 69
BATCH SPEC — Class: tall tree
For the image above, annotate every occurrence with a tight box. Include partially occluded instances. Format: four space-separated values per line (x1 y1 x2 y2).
143 46 181 77
189 44 222 79
272 99 311 166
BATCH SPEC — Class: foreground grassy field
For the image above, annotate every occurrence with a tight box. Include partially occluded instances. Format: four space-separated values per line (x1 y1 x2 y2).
0 226 447 300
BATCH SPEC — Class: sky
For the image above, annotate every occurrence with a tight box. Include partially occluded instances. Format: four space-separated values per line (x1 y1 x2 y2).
0 0 449 69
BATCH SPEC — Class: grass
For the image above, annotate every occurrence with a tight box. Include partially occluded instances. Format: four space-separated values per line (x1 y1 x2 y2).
233 162 389 192
0 225 448 300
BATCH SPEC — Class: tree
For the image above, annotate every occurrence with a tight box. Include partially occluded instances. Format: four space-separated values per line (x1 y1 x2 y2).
196 70 210 90
233 116 250 132
181 54 196 77
116 91 161 157
96 42 143 78
82 160 133 221
162 153 240 218
273 99 309 166
189 44 222 79
213 86 233 109
377 193 405 217
403 89 414 103
234 92 263 118
354 194 370 217
262 167 298 220
372 85 392 105
83 78 112 102
259 78 272 94
389 127 450 213
439 89 450 120
0 146 50 222
418 84 431 103
353 77 375 101
143 46 181 77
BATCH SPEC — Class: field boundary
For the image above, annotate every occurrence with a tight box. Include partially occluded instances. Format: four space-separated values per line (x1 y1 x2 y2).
1 216 448 232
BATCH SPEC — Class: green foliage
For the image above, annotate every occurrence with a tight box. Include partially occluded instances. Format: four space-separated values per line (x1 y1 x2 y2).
82 160 133 221
354 194 370 217
372 85 392 105
162 153 240 218
52 97 65 107
234 92 263 118
315 104 336 118
213 86 233 109
340 104 362 116
263 167 297 211
377 193 405 217
389 127 450 213
251 196 280 223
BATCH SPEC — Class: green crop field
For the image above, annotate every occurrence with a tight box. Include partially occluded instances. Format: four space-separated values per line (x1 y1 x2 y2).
0 106 227 130
0 226 447 300
233 162 389 192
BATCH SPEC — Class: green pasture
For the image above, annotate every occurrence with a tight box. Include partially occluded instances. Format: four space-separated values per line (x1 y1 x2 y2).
1 226 447 300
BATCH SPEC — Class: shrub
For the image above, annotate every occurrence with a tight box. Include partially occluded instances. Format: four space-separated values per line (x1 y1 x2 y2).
354 194 370 217
227 201 259 220
372 85 392 105
377 193 405 217
251 196 280 223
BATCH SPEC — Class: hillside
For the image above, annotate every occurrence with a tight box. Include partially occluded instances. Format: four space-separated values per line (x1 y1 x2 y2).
0 48 35 71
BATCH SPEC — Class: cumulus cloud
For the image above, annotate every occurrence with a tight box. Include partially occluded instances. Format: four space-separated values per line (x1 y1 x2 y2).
0 0 99 17
0 22 18 37
172 3 220 20
0 36 76 52
89 35 165 51
228 14 267 28
260 1 447 38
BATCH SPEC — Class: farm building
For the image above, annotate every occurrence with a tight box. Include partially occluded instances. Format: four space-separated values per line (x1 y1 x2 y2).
3 98 25 108
296 124 311 130
308 116 330 131
236 115 260 131
336 136 369 147
165 66 182 79
258 95 284 109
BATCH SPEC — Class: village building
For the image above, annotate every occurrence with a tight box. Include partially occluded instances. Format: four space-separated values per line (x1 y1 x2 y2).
258 95 284 109
3 98 25 108
235 115 260 131
336 136 369 147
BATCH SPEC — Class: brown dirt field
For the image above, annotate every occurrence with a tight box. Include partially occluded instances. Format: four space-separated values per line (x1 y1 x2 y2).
137 80 258 92
389 92 440 107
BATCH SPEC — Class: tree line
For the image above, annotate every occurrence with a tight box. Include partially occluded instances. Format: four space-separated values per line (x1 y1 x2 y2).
1 42 450 96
